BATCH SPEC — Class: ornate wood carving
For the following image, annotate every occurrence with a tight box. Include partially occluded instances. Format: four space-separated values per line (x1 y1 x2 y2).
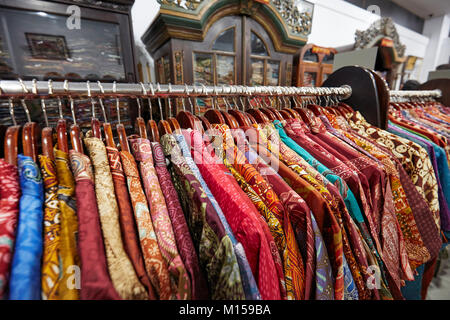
354 17 406 58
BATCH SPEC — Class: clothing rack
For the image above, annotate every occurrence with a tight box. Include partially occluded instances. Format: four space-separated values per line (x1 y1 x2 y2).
389 89 442 99
0 80 353 99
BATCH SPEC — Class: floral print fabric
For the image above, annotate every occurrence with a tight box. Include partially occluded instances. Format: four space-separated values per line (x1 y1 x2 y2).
69 150 121 300
0 159 20 299
130 138 191 300
38 155 61 300
84 135 148 300
161 133 246 300
151 141 209 300
54 147 80 300
106 146 156 299
120 150 173 300
8 154 44 300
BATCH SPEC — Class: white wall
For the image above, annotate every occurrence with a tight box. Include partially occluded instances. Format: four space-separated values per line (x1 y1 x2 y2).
421 14 450 82
307 0 429 58
131 0 160 82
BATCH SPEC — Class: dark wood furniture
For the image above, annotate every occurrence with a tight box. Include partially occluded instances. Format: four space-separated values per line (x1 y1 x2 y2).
293 43 337 87
142 0 314 116
0 0 138 131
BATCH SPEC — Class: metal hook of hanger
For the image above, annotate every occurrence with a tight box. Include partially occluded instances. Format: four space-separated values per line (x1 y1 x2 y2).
200 84 208 111
212 85 218 110
18 78 29 95
192 84 201 116
63 80 76 126
8 98 17 126
245 86 253 109
20 99 31 124
221 85 230 111
34 79 49 128
148 82 155 120
156 83 165 120
97 81 108 122
185 84 193 113
167 83 173 118
292 89 299 108
237 86 244 111
87 80 96 119
180 84 186 112
113 81 120 125
17 78 31 123
57 80 67 120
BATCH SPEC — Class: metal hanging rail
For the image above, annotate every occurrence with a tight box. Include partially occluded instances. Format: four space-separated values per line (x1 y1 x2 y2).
389 89 442 99
0 80 352 99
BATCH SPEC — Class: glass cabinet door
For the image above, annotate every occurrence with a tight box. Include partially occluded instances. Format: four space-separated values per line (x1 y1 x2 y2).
0 7 127 81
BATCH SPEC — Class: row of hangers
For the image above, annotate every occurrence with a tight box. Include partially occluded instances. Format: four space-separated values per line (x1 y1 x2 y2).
142 84 353 139
2 80 353 167
389 96 440 111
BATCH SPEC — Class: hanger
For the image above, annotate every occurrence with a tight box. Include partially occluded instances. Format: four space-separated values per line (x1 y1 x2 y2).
166 83 182 132
228 87 251 127
264 88 284 120
156 83 173 136
193 85 212 131
111 82 130 152
134 82 148 139
306 88 326 116
21 98 38 162
245 86 270 124
4 98 21 166
147 83 160 142
219 86 239 129
257 87 280 121
97 81 115 148
204 85 226 125
18 78 39 162
278 90 295 120
86 81 102 139
280 88 301 119
68 95 84 154
176 84 202 132
40 81 54 161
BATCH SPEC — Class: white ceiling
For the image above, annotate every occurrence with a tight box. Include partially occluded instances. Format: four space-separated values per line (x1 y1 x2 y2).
391 0 450 19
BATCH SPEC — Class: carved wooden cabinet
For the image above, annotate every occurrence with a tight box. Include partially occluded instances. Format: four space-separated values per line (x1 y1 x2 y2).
143 0 314 90
293 43 336 87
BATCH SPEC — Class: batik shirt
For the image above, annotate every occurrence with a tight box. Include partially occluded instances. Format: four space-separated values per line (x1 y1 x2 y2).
324 111 432 270
39 155 61 300
70 150 121 300
84 134 148 300
334 113 441 261
106 146 156 299
179 129 276 300
177 132 263 300
232 128 318 300
8 154 43 300
285 117 414 293
388 124 450 231
151 141 209 300
130 138 191 300
210 124 304 300
54 147 80 300
161 134 246 300
346 111 440 232
119 150 172 300
0 159 20 299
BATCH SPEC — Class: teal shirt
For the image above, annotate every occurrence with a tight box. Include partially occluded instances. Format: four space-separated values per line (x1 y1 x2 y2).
273 120 365 223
